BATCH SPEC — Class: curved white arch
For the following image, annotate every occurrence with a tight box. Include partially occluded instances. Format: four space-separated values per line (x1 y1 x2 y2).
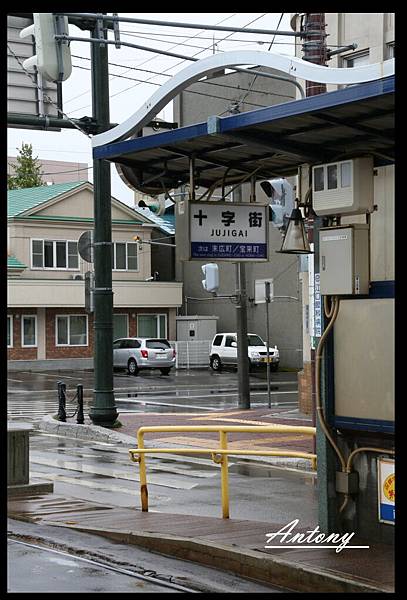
92 50 394 148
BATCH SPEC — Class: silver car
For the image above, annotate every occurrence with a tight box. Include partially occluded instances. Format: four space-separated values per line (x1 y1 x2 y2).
113 337 176 376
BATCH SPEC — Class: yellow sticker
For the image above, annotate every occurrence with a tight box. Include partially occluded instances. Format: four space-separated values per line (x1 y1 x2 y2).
383 473 395 502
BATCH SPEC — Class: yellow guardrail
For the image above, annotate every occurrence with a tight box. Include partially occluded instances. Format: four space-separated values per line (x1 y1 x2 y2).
129 424 316 519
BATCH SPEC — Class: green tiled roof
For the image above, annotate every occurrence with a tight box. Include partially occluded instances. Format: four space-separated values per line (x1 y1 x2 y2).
7 255 27 269
8 181 86 218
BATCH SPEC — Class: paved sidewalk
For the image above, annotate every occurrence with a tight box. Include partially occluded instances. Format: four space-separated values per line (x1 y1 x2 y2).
30 410 394 592
8 493 394 593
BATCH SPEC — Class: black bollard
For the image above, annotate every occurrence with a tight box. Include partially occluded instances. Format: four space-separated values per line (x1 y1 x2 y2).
77 384 84 424
57 381 66 422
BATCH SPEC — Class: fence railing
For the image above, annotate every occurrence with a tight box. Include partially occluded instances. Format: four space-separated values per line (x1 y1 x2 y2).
129 424 316 519
170 340 212 369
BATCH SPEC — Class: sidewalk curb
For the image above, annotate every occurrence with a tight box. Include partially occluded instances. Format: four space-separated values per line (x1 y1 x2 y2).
37 415 314 471
44 521 391 593
37 415 136 446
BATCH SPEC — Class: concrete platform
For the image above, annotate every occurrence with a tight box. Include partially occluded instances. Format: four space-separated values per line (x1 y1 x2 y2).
7 493 394 593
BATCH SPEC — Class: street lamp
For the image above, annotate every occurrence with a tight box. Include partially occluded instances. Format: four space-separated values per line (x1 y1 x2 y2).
277 200 313 255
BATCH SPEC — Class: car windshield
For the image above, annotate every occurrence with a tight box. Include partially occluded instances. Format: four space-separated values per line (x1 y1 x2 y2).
247 335 266 347
146 339 171 349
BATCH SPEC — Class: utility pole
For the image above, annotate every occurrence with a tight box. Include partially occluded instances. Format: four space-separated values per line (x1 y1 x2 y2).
302 13 328 96
88 16 118 427
234 186 250 409
301 11 328 445
301 12 338 531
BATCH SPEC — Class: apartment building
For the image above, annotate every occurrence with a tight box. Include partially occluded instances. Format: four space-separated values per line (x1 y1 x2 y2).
7 181 182 364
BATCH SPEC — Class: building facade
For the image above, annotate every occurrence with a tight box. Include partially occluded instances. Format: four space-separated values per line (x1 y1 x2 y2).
7 157 89 185
7 181 182 365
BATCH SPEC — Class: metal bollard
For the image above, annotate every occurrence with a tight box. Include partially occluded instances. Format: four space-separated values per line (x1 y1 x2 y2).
77 384 84 424
57 381 66 422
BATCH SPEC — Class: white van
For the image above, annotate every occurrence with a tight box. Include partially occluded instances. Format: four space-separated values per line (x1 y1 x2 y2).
209 333 279 372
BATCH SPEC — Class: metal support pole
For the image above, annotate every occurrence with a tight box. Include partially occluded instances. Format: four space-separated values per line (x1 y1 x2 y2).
234 185 250 409
265 282 271 409
57 381 66 422
88 16 118 428
137 430 149 512
219 431 230 519
77 384 85 424
236 269 250 409
189 155 196 200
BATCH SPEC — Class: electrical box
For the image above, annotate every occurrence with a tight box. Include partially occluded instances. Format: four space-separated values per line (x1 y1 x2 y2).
319 225 369 295
176 315 219 341
312 157 374 216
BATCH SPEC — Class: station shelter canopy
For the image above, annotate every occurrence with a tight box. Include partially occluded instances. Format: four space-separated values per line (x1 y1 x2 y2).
93 76 394 197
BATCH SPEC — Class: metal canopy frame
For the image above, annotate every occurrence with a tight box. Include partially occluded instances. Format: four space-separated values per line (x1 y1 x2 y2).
94 76 394 196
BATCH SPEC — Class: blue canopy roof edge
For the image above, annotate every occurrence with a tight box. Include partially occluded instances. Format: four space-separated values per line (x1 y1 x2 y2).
93 75 394 162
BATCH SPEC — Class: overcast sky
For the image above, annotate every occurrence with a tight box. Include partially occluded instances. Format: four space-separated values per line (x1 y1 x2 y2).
8 13 295 205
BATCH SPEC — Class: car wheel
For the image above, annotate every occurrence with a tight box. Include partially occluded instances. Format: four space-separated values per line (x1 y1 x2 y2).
270 364 279 372
160 368 171 376
248 360 253 373
210 356 222 372
128 358 139 376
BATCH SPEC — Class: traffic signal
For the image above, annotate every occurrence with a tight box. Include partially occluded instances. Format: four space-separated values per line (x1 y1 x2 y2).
20 13 72 82
260 178 294 230
137 197 166 216
201 263 219 293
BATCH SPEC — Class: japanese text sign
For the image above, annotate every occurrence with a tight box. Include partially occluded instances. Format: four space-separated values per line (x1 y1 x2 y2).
189 201 268 261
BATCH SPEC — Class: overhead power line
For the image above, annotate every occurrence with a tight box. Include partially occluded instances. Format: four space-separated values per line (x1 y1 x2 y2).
72 64 275 108
72 56 292 99
64 13 239 108
59 13 305 36
238 13 285 107
66 13 272 115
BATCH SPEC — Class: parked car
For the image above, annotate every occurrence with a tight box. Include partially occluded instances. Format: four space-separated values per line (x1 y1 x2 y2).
113 337 176 376
209 333 279 372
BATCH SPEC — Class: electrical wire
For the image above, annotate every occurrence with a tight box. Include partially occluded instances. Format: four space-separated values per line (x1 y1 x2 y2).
67 13 268 115
64 13 238 108
72 64 270 109
71 55 292 100
237 13 284 108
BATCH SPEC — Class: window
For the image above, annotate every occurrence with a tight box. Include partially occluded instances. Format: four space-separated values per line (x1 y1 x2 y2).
113 314 129 340
225 336 236 347
327 165 338 190
146 339 171 349
31 239 78 270
314 167 324 192
344 51 369 68
7 315 13 348
213 335 223 346
22 315 37 347
56 315 88 346
137 314 167 338
341 162 352 188
112 242 138 271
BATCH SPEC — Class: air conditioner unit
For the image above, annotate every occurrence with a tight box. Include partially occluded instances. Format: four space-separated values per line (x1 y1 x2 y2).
312 157 374 216
71 274 83 280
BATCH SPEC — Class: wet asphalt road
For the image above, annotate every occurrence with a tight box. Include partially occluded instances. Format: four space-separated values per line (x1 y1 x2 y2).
7 368 298 422
8 520 287 593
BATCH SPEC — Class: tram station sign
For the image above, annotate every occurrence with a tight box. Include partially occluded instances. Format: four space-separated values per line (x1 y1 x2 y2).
189 201 268 261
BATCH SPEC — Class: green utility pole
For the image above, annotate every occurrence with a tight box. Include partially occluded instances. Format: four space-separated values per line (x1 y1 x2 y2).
88 16 118 427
